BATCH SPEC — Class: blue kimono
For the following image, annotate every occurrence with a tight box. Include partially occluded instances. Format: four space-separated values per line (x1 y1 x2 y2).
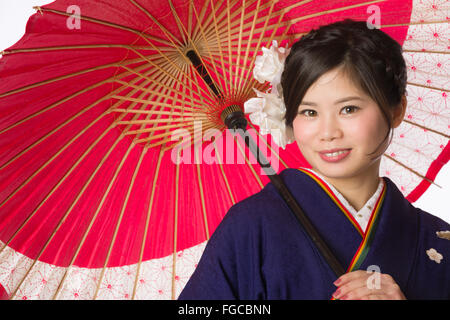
178 168 450 300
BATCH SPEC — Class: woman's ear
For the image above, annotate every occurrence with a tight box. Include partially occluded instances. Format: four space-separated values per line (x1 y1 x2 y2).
392 95 407 128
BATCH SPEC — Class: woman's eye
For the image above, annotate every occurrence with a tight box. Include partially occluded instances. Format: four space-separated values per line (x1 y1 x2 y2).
341 105 359 114
299 109 317 117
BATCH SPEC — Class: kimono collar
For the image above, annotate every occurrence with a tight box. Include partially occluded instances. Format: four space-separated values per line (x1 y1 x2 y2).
298 167 385 235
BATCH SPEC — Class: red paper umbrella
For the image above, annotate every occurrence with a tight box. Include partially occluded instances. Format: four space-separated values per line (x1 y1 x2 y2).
0 0 447 300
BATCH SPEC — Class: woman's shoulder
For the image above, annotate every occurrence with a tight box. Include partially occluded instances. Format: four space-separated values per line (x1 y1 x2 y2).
222 168 309 226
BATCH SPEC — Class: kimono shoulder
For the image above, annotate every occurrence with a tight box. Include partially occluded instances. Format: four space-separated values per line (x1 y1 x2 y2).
178 169 336 300
406 206 450 299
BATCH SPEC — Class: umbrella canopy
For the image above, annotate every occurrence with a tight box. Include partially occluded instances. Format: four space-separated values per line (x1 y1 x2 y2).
0 0 448 300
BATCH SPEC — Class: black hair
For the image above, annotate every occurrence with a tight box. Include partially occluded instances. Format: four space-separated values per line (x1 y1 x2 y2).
281 19 407 156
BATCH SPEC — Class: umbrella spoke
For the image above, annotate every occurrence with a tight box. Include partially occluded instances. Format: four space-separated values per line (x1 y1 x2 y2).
289 0 386 25
50 72 164 299
403 49 450 54
92 143 145 300
236 0 263 96
53 139 133 300
131 74 184 300
33 6 174 47
407 82 449 93
191 1 230 97
0 61 155 170
239 0 285 99
0 73 153 262
402 119 450 139
390 137 449 164
131 147 164 300
118 53 217 107
127 0 184 47
383 153 441 188
382 19 450 28
167 0 224 100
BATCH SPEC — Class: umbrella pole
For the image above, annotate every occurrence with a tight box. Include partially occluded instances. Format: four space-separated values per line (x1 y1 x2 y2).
187 51 345 277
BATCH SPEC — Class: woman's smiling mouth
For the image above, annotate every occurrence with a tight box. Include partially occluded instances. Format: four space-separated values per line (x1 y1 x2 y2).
318 148 352 162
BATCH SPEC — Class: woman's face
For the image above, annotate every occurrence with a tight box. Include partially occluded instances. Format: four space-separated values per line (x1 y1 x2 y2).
292 67 390 184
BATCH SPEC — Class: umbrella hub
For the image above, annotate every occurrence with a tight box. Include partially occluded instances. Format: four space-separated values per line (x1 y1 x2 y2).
220 105 247 130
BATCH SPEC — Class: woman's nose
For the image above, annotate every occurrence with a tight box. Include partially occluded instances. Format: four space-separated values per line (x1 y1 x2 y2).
319 116 343 141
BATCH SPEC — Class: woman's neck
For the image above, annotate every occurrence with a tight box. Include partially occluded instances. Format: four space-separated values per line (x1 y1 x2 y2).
315 163 381 211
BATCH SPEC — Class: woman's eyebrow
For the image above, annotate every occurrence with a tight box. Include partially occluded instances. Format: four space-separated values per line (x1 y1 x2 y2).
300 96 364 106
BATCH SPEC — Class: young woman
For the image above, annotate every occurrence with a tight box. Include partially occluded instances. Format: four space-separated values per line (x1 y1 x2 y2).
179 20 450 300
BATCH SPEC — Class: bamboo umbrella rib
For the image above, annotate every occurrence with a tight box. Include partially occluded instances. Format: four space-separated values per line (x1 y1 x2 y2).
402 119 450 139
407 82 449 93
118 62 216 109
90 144 134 300
208 0 281 41
188 0 193 38
226 0 235 94
403 49 450 54
0 44 171 55
382 19 450 28
406 105 450 121
239 0 280 98
51 76 161 300
190 0 215 44
289 0 386 25
167 0 224 99
131 74 181 299
51 137 132 300
120 48 218 103
111 95 206 114
33 6 174 47
207 0 232 94
220 0 310 40
4 77 155 298
111 108 200 118
0 96 110 211
8 117 125 300
199 0 242 41
123 1 219 106
131 147 164 300
390 138 449 164
123 119 212 136
0 62 155 171
232 0 247 95
127 0 183 47
191 2 229 96
0 55 149 100
93 140 145 300
112 80 212 108
237 0 262 95
168 0 188 45
242 19 289 99
142 122 217 148
383 153 441 188
172 158 180 300
196 158 210 241
116 116 209 126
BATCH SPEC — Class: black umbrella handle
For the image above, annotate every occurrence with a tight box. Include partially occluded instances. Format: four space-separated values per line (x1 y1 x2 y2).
219 104 346 277
236 128 346 277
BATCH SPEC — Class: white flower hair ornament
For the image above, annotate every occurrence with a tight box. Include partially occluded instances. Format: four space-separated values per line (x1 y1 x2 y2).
244 40 295 149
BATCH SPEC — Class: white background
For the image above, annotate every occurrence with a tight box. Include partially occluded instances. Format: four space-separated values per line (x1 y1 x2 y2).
1 1 449 222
